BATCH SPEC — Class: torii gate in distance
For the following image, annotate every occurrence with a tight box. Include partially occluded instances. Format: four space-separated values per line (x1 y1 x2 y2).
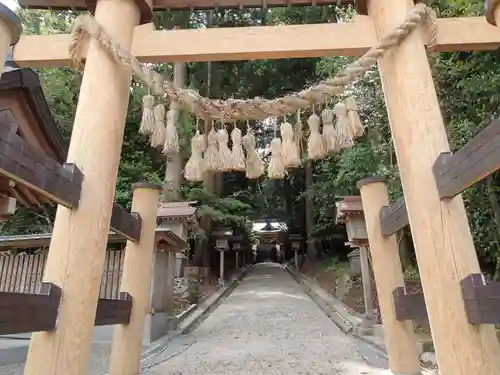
0 0 500 374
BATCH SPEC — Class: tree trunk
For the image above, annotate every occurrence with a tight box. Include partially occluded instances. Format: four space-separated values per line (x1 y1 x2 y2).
162 58 185 202
305 160 317 261
192 11 215 267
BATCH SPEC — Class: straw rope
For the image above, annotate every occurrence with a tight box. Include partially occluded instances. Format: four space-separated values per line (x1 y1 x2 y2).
69 4 436 122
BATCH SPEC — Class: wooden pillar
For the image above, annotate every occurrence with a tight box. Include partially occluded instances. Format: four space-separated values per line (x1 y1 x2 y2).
367 1 500 374
0 3 21 77
108 183 161 375
24 0 143 373
357 177 420 375
359 245 373 320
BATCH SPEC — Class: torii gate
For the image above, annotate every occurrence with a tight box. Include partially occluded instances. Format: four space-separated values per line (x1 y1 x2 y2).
1 0 500 374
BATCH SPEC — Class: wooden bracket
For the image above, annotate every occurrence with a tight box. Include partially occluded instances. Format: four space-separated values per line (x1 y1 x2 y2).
94 292 133 326
110 205 142 243
433 117 500 200
461 273 500 324
0 282 61 335
379 197 409 237
393 287 428 323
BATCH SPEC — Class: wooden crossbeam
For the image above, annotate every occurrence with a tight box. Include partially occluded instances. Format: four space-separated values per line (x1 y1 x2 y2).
94 292 133 326
379 198 409 237
433 117 500 199
461 274 500 325
109 204 142 243
0 283 61 335
393 287 428 323
12 17 500 68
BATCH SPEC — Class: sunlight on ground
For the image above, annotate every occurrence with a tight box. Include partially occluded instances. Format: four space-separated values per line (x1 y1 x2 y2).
235 290 309 301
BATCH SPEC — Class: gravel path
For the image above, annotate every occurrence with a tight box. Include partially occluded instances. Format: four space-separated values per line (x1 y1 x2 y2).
0 342 112 375
142 263 392 375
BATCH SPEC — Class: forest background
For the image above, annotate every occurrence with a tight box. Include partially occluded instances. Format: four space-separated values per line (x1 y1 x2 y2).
4 0 500 279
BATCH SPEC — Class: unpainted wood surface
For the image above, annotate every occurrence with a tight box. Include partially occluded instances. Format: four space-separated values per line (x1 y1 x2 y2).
358 179 421 374
369 0 500 373
13 17 500 68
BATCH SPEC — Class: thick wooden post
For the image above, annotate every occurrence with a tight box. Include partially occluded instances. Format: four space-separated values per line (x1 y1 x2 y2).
108 183 161 375
367 1 500 374
0 3 22 77
357 177 420 375
23 0 144 373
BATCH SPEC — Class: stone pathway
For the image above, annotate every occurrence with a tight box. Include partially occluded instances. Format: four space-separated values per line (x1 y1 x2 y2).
141 263 391 375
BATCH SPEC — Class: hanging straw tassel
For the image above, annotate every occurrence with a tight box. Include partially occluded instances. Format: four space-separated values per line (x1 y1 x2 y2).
307 113 325 160
162 109 180 155
150 104 165 148
335 101 355 149
321 107 338 153
268 138 285 179
231 127 246 171
242 130 264 179
204 128 220 172
184 131 205 182
217 128 233 172
344 97 365 138
139 94 155 136
280 122 301 168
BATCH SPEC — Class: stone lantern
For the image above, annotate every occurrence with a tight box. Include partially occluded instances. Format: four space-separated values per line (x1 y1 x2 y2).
231 234 243 269
289 233 303 269
335 196 374 328
213 228 233 286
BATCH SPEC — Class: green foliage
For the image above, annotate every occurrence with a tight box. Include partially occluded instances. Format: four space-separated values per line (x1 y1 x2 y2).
7 3 500 279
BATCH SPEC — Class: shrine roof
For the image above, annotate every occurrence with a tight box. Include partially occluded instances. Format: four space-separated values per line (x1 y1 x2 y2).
157 201 197 221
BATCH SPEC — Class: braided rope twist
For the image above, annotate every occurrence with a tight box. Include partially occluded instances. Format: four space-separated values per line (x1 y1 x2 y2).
69 3 437 121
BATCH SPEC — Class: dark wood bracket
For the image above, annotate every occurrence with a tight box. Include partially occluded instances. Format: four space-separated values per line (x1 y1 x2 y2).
110 204 142 243
433 117 500 200
94 292 133 326
379 198 409 237
0 282 61 335
461 273 500 324
0 128 83 209
393 287 428 323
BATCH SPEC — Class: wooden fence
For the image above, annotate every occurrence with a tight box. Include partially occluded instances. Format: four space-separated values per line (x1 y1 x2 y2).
0 249 125 299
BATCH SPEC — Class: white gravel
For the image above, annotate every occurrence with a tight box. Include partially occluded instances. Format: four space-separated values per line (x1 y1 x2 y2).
142 263 392 375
